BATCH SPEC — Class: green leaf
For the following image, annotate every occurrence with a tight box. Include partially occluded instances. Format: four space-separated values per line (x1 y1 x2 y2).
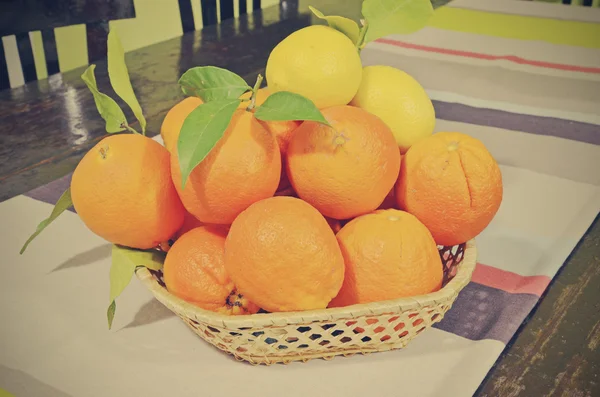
107 29 147 134
177 99 240 189
178 66 251 102
107 301 116 330
254 91 330 126
108 245 165 329
309 6 360 44
81 65 128 133
20 188 73 254
362 0 433 43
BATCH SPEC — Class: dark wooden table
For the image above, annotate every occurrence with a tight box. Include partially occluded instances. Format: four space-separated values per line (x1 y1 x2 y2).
0 1 598 395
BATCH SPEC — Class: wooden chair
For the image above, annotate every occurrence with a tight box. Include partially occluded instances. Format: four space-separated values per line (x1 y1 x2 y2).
0 0 136 90
533 0 600 6
181 0 265 30
0 0 273 91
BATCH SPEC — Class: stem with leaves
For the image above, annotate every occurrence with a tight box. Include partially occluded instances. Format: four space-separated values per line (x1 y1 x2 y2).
123 124 140 135
247 74 264 111
356 19 369 52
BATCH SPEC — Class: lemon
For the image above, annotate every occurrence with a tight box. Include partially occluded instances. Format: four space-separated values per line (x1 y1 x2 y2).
265 25 363 109
350 65 435 153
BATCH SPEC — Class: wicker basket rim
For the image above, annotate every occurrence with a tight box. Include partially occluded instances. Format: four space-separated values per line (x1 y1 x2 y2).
135 239 477 329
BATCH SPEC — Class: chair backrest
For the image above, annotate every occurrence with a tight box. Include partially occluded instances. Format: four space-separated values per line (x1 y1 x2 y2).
0 0 136 91
533 0 600 6
0 0 276 91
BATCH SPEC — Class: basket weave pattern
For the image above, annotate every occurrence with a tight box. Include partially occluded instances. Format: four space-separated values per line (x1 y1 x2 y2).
136 240 477 365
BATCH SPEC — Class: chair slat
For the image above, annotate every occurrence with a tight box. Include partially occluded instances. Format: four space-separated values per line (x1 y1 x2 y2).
202 0 219 26
41 29 59 76
221 0 235 21
239 0 248 15
15 32 37 83
179 0 197 33
0 41 10 90
86 21 109 63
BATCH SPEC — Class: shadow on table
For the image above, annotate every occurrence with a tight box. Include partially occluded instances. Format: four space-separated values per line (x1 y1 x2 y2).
50 244 112 273
121 298 176 330
0 364 74 397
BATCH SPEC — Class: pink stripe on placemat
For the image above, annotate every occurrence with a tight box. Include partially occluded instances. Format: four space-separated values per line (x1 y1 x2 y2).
376 38 600 74
471 263 551 297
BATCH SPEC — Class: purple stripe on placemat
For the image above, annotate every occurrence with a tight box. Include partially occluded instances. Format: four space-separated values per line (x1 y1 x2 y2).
25 172 76 212
433 100 600 146
433 282 539 344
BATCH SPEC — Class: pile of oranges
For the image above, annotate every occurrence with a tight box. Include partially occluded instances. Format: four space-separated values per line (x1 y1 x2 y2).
70 90 502 316
66 24 503 317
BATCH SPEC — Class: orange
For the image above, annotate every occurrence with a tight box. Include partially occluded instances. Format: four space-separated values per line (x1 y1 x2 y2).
287 105 401 220
71 134 185 249
171 109 281 225
160 96 203 153
224 196 345 312
329 209 443 307
396 131 503 246
163 226 259 315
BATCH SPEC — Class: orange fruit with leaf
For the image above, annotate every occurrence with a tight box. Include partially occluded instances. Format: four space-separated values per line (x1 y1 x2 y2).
287 105 401 220
161 88 281 152
171 109 281 225
224 196 345 312
70 134 185 249
160 96 203 153
164 226 259 314
329 209 443 307
396 131 503 246
162 87 299 192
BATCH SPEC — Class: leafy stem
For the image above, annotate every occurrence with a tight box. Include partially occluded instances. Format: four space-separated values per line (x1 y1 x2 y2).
247 74 264 111
356 19 369 52
123 123 140 135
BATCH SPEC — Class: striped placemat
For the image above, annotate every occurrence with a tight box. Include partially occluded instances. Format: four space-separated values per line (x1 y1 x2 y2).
1 1 599 396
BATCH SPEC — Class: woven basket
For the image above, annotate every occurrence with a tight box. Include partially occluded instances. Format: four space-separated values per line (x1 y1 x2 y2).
135 239 477 365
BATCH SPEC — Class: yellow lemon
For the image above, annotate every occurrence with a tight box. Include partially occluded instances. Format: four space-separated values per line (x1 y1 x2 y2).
350 65 435 153
265 25 363 109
